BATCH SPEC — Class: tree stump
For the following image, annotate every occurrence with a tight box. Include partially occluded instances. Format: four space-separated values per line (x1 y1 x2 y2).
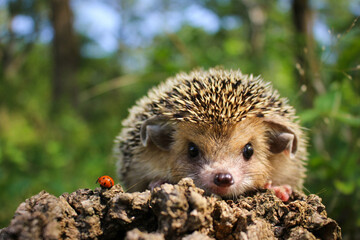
0 178 341 240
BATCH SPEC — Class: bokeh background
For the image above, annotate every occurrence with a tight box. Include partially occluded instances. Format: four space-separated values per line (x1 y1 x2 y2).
0 0 359 238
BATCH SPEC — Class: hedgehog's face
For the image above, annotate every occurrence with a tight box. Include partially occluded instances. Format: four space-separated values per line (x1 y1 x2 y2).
169 118 271 197
140 116 298 197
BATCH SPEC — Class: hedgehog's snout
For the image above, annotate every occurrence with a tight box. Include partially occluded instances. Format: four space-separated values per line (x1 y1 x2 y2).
214 172 234 187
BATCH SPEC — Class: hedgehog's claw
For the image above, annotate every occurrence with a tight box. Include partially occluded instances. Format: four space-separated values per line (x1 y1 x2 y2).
264 181 292 202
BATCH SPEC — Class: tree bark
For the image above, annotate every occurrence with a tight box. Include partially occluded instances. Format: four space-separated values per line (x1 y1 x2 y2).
0 178 341 239
292 0 324 108
50 0 79 110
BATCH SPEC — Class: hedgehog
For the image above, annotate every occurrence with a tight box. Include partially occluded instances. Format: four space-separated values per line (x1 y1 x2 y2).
115 68 307 201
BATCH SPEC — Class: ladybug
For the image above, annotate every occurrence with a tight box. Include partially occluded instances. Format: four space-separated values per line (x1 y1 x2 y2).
96 175 114 188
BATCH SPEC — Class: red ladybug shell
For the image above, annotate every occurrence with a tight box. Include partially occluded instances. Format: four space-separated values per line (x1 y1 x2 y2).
96 175 114 188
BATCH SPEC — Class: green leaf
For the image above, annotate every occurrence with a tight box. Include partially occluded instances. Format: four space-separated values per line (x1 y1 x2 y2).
314 91 341 114
334 112 360 127
299 109 320 123
223 38 245 56
334 180 355 195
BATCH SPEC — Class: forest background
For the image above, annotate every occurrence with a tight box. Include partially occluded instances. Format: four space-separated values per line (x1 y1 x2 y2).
0 0 359 238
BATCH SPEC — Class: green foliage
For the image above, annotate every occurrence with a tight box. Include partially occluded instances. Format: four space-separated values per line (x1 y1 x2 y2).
299 23 360 234
0 0 359 238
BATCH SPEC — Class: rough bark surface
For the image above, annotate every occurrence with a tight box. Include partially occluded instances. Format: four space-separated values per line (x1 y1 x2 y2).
0 178 341 240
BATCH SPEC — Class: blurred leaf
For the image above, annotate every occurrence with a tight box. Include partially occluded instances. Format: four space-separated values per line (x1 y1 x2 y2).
299 109 320 123
4 142 26 166
0 111 37 146
314 91 340 114
334 112 360 126
334 180 355 195
224 38 245 56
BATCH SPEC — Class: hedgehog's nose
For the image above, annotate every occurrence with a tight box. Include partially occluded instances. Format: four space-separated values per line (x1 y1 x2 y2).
214 173 234 187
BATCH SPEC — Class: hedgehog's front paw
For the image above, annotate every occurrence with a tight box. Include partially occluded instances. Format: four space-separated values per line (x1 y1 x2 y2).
264 181 292 202
148 179 167 191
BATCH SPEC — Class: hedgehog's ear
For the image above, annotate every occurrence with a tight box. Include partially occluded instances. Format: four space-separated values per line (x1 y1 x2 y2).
140 116 174 151
264 119 298 159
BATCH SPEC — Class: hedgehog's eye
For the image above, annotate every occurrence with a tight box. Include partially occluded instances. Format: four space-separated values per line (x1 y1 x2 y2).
243 143 253 160
188 142 199 158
